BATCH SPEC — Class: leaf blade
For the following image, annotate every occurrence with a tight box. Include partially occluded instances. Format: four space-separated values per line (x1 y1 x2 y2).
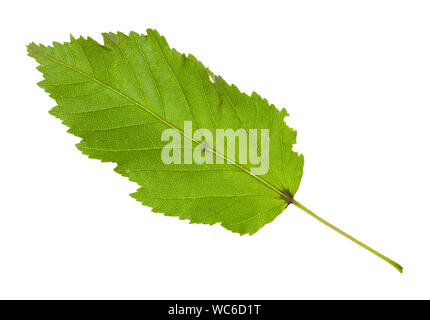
28 30 303 235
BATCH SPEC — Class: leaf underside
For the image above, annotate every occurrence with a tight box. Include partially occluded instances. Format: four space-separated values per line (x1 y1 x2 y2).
28 30 304 235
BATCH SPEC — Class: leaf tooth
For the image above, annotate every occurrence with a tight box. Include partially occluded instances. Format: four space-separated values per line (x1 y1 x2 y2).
280 108 289 118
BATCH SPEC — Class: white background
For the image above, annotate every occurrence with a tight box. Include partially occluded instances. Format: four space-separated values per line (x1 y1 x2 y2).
0 0 429 299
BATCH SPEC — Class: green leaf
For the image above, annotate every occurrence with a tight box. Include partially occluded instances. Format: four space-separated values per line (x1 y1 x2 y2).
28 30 403 273
28 30 303 235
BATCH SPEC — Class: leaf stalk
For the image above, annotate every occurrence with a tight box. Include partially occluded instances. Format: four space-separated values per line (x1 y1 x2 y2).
292 200 403 273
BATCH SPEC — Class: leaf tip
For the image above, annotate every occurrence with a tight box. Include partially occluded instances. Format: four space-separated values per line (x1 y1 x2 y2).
27 42 41 56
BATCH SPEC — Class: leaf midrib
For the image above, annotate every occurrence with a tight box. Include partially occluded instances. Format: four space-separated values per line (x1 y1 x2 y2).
35 49 289 201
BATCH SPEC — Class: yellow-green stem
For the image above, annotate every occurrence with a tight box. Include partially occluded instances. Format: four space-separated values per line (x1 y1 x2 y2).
292 199 403 273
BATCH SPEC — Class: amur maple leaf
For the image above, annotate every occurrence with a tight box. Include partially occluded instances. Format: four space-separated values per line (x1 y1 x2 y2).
28 30 403 273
